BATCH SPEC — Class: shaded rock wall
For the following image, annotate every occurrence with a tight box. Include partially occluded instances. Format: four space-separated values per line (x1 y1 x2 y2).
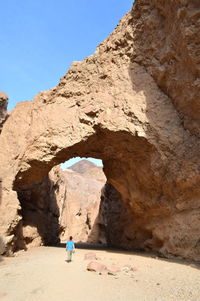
100 183 136 249
15 173 60 252
0 0 200 260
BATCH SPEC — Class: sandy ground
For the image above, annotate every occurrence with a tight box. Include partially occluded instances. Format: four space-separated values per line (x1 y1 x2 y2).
0 246 200 301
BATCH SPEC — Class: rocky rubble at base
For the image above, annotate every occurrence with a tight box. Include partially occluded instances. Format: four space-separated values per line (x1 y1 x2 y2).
86 252 136 277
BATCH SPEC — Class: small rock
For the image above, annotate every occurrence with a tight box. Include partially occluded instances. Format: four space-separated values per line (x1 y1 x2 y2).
122 264 137 272
122 266 130 273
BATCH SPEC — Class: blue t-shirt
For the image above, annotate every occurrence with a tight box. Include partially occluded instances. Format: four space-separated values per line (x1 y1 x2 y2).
66 240 74 251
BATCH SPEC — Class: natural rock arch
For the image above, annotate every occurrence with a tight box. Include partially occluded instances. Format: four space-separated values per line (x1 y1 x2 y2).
0 0 200 260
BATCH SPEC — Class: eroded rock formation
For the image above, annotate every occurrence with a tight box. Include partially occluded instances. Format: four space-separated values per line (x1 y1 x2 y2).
133 0 200 137
0 0 200 260
0 92 8 134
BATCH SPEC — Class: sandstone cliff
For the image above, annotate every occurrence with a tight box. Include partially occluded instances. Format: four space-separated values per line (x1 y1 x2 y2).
0 0 200 260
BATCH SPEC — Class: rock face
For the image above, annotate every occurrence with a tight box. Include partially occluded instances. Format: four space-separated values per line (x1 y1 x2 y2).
132 0 200 137
0 92 8 134
58 160 106 243
16 173 60 251
0 0 200 260
100 183 136 249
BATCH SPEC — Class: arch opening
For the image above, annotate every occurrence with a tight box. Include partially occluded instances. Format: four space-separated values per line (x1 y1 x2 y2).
15 156 107 251
12 129 165 255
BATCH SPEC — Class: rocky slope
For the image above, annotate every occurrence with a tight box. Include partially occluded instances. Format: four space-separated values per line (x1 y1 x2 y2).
0 0 199 260
68 160 97 174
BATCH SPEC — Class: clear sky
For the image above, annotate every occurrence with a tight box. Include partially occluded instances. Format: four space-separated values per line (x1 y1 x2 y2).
1 0 133 111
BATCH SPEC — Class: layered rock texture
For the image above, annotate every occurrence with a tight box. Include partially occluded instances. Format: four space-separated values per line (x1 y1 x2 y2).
0 0 200 260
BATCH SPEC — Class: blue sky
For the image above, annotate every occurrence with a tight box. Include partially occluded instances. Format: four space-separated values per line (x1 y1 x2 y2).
1 0 133 111
1 0 133 168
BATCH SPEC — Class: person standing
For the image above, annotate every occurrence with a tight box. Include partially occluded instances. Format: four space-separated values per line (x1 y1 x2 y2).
66 236 75 262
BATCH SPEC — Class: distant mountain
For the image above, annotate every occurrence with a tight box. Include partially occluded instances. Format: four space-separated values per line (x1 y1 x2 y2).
68 159 98 174
83 166 106 182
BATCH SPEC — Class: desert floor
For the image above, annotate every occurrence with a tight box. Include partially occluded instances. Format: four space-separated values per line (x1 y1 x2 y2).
0 245 200 301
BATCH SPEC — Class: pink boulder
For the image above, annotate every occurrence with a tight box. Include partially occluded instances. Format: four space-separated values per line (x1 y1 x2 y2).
87 261 107 274
107 265 121 273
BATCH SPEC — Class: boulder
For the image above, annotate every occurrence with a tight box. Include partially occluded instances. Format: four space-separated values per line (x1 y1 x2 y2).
87 261 107 274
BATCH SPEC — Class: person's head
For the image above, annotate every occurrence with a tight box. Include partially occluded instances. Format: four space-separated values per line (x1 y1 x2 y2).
69 236 73 241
